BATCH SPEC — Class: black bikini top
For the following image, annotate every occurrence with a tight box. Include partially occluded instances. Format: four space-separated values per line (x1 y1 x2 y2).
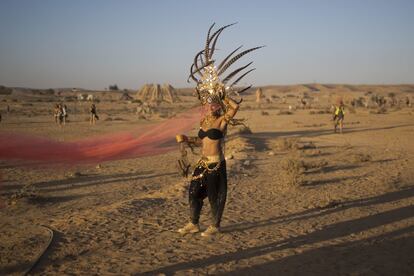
198 128 224 140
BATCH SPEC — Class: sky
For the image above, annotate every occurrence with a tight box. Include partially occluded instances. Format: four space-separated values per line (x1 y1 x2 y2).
0 0 413 89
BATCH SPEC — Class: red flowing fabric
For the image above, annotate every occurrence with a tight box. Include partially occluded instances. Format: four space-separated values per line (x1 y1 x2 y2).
0 107 201 165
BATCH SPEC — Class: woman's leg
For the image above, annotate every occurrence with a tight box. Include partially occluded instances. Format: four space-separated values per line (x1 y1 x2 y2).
216 162 227 227
189 167 207 225
207 161 227 228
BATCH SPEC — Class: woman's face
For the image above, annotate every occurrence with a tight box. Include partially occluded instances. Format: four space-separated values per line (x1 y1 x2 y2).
205 103 221 115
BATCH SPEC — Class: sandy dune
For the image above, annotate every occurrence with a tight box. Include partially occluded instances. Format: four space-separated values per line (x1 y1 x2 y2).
1 85 413 275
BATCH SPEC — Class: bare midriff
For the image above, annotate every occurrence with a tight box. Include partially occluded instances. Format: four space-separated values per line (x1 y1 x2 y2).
201 137 223 157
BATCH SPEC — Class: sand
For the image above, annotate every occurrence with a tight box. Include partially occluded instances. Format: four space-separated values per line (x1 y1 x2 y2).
1 85 413 275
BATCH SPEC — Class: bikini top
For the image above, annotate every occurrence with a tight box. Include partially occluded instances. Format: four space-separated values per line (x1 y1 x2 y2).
198 128 224 140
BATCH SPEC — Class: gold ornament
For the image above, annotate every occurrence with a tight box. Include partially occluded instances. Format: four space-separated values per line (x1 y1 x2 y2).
201 114 219 129
188 23 263 106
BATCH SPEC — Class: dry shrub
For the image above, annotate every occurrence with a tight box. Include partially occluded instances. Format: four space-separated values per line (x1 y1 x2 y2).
370 107 387 114
309 109 330 115
275 138 300 151
235 125 252 135
281 158 305 186
277 110 293 115
8 185 38 205
303 159 328 170
304 148 322 157
298 141 316 150
351 153 372 163
261 111 269 116
226 136 249 153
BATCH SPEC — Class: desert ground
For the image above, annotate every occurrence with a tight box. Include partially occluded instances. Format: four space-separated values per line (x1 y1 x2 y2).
1 84 414 275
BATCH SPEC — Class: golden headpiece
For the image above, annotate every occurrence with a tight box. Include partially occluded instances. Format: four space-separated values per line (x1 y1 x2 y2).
188 23 263 105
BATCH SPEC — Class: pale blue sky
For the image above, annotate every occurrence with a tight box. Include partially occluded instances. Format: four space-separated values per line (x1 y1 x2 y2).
0 0 413 89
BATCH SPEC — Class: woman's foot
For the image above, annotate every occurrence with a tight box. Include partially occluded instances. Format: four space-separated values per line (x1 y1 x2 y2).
201 225 220 237
178 222 200 234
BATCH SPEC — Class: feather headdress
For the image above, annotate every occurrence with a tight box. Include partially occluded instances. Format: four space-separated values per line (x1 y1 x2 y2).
188 23 263 105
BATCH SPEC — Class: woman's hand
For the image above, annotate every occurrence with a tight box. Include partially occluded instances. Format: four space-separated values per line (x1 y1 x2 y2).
176 134 188 143
220 96 240 128
224 96 240 111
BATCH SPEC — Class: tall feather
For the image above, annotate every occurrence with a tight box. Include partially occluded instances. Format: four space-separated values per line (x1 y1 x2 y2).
193 49 205 76
229 68 256 87
218 46 264 76
187 63 199 83
206 22 237 59
237 85 252 94
222 62 253 84
208 29 224 60
204 23 215 62
217 45 243 70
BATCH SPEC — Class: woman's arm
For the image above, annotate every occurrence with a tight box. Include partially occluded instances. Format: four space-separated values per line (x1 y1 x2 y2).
177 135 202 147
186 136 202 147
220 97 240 128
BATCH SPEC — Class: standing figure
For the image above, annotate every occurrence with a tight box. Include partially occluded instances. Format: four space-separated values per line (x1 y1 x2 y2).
176 23 262 237
57 104 64 126
177 97 239 237
54 104 60 124
333 101 345 133
90 103 98 125
62 104 67 125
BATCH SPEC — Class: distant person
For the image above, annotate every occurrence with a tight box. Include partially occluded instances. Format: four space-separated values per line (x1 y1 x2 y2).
62 104 68 125
57 104 64 126
54 104 60 124
333 101 345 133
300 98 307 109
351 99 356 108
90 103 98 125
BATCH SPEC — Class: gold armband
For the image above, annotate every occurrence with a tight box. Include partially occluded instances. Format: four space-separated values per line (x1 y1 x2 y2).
224 113 232 123
176 135 185 143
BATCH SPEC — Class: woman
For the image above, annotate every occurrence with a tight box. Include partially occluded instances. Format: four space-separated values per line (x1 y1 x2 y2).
176 23 261 237
62 104 67 125
57 103 64 126
90 103 98 125
177 97 239 237
54 104 60 124
333 101 345 133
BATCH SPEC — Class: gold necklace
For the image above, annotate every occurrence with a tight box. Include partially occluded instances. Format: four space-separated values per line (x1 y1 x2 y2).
202 114 218 128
